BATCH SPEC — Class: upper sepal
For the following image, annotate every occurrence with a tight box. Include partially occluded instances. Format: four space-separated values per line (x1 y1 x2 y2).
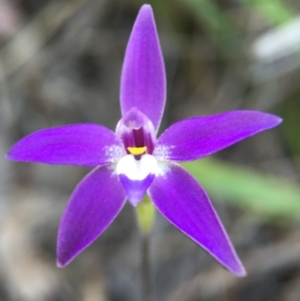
120 4 166 132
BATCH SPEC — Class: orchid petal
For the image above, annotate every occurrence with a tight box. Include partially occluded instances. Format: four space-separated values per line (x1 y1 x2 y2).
154 111 282 161
120 4 166 131
7 124 124 166
148 163 246 276
119 174 155 206
57 165 126 267
117 154 157 206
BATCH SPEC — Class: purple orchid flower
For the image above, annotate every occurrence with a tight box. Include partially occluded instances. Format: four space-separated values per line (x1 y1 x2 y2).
6 4 281 276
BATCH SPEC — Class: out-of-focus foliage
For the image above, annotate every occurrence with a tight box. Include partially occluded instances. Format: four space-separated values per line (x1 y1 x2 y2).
182 0 235 33
281 95 300 157
185 0 294 27
237 0 294 25
184 159 300 219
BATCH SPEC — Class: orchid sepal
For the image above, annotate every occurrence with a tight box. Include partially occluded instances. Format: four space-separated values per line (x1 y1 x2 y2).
57 165 127 267
149 163 246 276
120 4 166 132
6 124 124 167
154 111 282 162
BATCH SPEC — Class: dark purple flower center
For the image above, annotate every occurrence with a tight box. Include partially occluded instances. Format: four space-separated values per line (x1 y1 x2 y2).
116 108 156 156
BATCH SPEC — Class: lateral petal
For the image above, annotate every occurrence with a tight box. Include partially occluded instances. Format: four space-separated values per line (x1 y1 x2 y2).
148 163 246 276
154 111 282 161
57 165 126 267
117 154 157 206
120 4 166 132
7 124 124 166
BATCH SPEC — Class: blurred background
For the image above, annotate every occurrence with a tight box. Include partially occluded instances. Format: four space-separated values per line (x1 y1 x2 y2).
0 0 299 300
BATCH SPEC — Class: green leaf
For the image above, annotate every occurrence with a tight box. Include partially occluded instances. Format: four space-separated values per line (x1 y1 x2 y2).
182 159 300 219
183 0 235 33
237 0 294 25
280 95 300 157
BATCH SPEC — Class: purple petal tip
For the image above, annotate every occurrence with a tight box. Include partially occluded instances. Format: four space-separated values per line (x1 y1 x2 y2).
227 258 247 277
5 153 11 160
235 266 247 277
138 4 154 19
273 115 283 126
56 259 66 268
263 112 282 127
140 4 152 10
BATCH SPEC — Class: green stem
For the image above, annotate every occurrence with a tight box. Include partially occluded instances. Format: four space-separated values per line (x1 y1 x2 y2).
136 195 156 235
141 233 151 301
136 195 155 301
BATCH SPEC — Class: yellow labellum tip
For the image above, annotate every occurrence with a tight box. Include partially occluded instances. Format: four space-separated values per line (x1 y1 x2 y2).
127 146 147 155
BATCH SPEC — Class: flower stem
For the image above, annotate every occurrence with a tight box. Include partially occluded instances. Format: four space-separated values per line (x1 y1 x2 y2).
136 196 155 301
141 233 151 301
136 195 155 234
